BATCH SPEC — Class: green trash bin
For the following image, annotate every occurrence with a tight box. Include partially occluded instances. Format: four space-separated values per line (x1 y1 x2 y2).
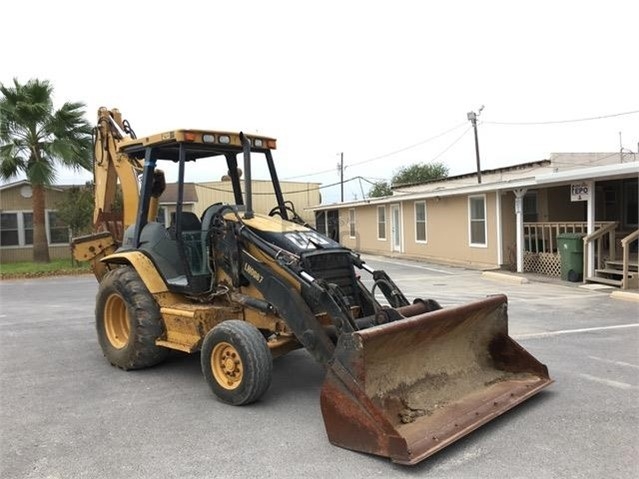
557 233 585 282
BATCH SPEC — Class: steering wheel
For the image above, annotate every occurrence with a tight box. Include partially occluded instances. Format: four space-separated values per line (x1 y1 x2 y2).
268 202 307 226
268 205 297 218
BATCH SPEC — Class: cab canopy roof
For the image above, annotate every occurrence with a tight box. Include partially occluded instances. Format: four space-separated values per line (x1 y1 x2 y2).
117 129 277 162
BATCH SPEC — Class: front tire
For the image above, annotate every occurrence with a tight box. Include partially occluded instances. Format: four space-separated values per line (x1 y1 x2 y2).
96 266 169 370
201 320 273 405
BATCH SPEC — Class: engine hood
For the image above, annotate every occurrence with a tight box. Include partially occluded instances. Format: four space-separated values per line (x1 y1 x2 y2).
229 212 342 255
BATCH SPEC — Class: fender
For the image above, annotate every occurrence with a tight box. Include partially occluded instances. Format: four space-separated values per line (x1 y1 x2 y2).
102 251 169 294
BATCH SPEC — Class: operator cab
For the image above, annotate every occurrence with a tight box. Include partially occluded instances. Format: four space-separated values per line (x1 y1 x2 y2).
118 129 287 294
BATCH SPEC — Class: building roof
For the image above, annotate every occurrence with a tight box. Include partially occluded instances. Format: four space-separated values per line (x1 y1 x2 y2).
0 179 66 193
311 152 639 211
159 182 198 204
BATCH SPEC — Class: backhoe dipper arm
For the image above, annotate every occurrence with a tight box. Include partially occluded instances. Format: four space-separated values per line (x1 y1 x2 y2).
93 107 142 231
74 108 164 280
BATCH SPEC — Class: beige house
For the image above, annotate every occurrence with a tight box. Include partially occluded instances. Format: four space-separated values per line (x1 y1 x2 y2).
312 153 639 289
0 179 320 263
0 181 74 263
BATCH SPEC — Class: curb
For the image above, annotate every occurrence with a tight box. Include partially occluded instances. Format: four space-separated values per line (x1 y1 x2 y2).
610 290 639 302
481 271 529 284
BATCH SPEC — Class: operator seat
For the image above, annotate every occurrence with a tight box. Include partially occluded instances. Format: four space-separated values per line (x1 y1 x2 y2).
170 211 201 231
170 212 205 275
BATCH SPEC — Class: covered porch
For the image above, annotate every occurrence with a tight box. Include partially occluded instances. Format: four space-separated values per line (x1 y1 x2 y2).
505 168 638 290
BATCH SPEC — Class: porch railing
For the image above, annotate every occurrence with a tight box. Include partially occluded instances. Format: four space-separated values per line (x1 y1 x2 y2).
621 229 639 290
523 222 614 254
583 222 618 276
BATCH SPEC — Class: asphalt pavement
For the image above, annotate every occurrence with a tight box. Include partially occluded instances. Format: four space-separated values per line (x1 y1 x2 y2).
0 255 637 478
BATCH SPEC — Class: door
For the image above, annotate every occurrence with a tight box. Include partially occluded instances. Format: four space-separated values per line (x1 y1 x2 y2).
391 204 402 252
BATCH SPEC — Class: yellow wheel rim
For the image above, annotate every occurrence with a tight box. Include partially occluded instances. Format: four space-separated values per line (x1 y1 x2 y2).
104 293 130 349
211 342 243 390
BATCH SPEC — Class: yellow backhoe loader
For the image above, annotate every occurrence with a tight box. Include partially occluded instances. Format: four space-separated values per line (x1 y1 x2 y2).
73 107 553 465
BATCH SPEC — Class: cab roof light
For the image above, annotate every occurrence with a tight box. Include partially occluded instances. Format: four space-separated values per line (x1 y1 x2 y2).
253 138 264 148
266 139 277 149
202 134 215 143
218 135 231 144
184 132 197 142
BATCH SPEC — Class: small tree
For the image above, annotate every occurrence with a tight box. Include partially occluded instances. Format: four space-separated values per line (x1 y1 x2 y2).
368 180 393 198
56 184 94 237
392 162 449 187
56 184 94 266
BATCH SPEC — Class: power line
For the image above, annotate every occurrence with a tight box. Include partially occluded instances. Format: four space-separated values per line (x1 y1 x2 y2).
346 122 467 167
351 130 471 190
431 126 472 162
484 109 639 126
281 121 467 180
281 165 337 180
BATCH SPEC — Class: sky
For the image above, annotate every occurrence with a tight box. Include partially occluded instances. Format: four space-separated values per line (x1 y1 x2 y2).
2 0 638 204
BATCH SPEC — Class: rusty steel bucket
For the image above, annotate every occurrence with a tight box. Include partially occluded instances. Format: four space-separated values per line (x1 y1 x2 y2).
320 294 553 465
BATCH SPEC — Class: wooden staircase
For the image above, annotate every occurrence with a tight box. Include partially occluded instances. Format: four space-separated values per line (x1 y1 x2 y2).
587 259 638 289
584 228 639 290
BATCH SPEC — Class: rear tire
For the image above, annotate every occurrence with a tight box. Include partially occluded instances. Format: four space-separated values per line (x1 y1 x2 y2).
96 266 169 370
201 320 273 405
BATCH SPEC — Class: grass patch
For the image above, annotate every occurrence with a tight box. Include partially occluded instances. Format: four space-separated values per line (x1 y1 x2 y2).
0 259 91 279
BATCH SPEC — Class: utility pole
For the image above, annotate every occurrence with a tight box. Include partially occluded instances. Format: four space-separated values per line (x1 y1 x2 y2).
337 152 344 202
467 105 484 184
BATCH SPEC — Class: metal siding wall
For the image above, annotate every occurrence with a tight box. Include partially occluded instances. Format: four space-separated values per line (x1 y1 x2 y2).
194 181 320 224
0 188 31 210
0 186 68 211
340 193 500 268
350 205 388 254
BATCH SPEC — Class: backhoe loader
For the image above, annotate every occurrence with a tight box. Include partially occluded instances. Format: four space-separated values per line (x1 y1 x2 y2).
73 107 552 465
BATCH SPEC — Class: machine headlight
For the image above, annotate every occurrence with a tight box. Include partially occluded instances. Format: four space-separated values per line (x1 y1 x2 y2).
202 134 215 143
253 138 264 148
218 135 231 144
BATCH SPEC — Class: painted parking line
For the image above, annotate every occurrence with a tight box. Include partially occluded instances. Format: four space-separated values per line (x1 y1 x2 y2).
588 356 639 370
578 373 638 391
364 257 456 274
513 323 639 340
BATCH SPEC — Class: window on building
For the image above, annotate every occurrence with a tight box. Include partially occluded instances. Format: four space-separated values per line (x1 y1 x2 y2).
377 206 386 240
48 211 69 244
23 213 34 245
523 192 538 222
0 211 69 247
469 195 487 246
624 180 638 228
349 208 356 238
415 201 427 243
0 213 19 246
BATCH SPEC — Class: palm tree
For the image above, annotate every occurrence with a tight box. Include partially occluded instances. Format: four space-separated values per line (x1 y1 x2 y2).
0 78 92 262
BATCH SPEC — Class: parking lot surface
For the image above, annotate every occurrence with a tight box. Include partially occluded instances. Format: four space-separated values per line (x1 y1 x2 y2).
1 255 638 478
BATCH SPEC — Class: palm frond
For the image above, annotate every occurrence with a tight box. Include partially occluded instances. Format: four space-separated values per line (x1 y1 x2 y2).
1 77 92 180
26 155 56 185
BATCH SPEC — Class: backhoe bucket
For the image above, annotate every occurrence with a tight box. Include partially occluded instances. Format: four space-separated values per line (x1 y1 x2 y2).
320 295 552 465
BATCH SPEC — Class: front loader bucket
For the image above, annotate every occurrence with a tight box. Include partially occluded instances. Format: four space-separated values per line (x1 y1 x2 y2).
320 295 552 465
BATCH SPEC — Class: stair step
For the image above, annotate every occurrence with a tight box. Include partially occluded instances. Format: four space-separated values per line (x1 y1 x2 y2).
586 276 622 287
605 260 638 272
595 268 634 277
